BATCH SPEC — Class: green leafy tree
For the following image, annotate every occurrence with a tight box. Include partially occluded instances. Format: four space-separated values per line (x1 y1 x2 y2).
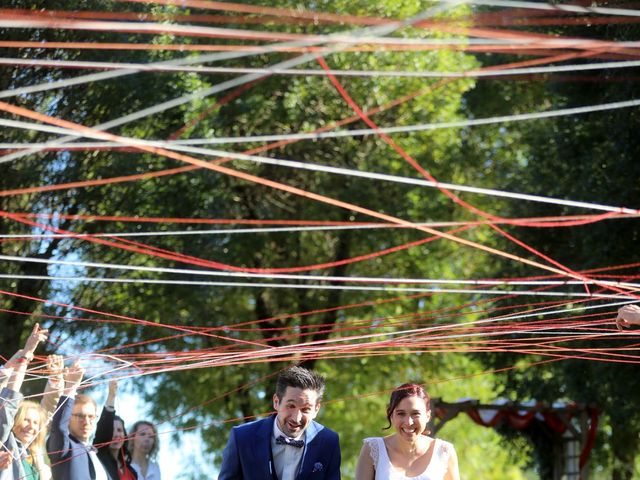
6 2 626 479
460 15 640 480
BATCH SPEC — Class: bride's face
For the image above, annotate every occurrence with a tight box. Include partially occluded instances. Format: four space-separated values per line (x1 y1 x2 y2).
391 396 430 440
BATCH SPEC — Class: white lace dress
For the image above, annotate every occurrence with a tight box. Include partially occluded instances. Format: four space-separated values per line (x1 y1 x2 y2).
364 437 455 480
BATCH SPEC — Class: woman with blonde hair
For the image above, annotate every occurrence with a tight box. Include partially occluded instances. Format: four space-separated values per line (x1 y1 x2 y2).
11 401 51 480
0 324 50 480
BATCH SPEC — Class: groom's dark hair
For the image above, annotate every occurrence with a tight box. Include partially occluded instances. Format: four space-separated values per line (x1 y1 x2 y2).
275 366 326 401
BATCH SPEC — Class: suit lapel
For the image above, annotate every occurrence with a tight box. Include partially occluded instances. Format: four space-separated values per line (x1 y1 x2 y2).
252 415 277 479
297 421 325 479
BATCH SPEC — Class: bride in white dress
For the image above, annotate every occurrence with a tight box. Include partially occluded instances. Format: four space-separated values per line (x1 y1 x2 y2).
355 384 459 480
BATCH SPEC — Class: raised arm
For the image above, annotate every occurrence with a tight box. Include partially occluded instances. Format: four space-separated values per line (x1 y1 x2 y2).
0 355 17 390
62 361 85 399
7 323 48 394
41 354 65 418
47 361 85 459
94 379 117 451
0 324 47 443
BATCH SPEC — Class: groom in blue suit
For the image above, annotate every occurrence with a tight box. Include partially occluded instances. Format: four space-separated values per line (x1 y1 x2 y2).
218 366 341 480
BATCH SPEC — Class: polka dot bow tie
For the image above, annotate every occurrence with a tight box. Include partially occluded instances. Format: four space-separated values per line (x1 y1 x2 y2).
276 435 304 448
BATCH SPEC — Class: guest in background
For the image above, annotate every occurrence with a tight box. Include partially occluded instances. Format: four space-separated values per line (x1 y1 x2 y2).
94 380 137 480
0 323 49 480
11 400 49 480
129 421 160 480
11 354 66 480
47 361 110 480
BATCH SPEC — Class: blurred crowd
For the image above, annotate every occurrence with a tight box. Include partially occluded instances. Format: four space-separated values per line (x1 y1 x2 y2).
0 325 161 480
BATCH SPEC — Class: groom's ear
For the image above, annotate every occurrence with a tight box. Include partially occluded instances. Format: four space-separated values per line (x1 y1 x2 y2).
273 394 280 410
309 401 321 419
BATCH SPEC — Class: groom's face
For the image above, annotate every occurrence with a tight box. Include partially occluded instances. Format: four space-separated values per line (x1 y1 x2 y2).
273 387 321 438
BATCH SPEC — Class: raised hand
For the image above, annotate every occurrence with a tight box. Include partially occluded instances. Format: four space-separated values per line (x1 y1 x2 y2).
47 354 64 376
24 323 49 354
63 361 86 395
616 304 640 330
4 324 49 393
47 354 65 387
106 379 118 407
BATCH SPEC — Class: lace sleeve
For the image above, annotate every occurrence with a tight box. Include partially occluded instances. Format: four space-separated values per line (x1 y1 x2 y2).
364 437 379 469
437 440 456 464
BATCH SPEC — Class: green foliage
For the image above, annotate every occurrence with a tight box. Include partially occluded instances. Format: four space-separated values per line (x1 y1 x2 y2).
0 0 491 470
5 1 640 479
460 15 640 480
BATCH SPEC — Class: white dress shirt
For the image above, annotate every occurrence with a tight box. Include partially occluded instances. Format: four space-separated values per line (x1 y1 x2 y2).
87 447 109 480
271 422 305 480
131 460 162 480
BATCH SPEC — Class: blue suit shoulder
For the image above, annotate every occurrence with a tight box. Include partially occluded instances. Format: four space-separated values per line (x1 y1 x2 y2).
232 416 270 431
312 421 338 440
230 416 272 439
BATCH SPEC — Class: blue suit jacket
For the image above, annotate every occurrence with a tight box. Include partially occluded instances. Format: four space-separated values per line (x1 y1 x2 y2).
47 395 106 480
218 415 340 480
